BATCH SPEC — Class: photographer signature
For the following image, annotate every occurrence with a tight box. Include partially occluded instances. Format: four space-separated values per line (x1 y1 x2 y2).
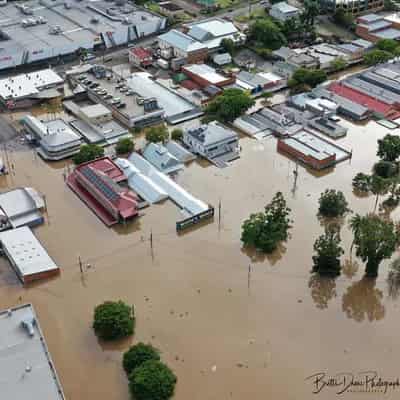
305 371 400 395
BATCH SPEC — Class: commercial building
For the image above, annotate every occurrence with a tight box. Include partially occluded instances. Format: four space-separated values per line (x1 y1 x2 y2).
270 2 301 22
182 64 235 88
67 157 139 226
234 71 286 94
129 47 153 68
21 115 82 160
64 100 132 145
126 72 203 124
0 226 60 283
0 0 166 71
0 69 63 109
320 0 384 15
183 121 239 167
356 13 400 43
158 30 208 63
159 2 185 17
277 129 351 169
143 142 184 174
182 18 246 52
0 187 45 231
0 304 65 398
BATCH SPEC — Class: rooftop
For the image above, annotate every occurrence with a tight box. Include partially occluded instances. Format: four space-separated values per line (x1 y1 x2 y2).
158 30 206 52
0 69 63 101
0 304 65 400
185 121 237 146
183 64 229 85
271 2 300 13
80 104 111 119
0 226 59 280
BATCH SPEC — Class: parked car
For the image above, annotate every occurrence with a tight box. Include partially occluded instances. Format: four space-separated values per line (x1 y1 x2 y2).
119 86 128 93
77 75 86 81
126 90 135 96
111 97 121 105
104 94 113 99
81 52 96 62
89 82 99 88
116 102 126 109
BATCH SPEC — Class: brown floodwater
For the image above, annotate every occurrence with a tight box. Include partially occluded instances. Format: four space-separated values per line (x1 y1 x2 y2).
1 118 400 400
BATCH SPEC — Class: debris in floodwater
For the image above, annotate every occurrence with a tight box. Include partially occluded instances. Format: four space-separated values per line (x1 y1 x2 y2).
170 310 174 315
197 288 201 293
236 363 244 368
297 299 303 303
228 288 232 293
211 365 217 372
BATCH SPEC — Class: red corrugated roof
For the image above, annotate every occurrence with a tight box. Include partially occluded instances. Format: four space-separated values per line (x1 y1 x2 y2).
130 47 152 60
329 82 394 117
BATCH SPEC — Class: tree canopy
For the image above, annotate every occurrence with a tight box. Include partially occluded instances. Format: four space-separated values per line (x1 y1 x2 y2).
73 144 104 165
116 137 134 155
376 38 399 53
312 229 344 277
221 38 236 55
129 360 177 400
123 343 160 375
145 125 169 144
302 0 320 27
350 214 400 277
318 189 350 218
288 68 327 90
364 49 393 66
241 192 292 253
249 18 287 50
204 88 255 123
377 134 400 162
93 301 135 341
170 128 183 141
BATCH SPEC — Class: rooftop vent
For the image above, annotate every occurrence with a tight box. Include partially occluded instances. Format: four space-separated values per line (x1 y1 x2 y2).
21 317 36 337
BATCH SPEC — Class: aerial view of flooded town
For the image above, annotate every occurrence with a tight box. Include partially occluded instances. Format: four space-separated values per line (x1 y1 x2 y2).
3 0 400 399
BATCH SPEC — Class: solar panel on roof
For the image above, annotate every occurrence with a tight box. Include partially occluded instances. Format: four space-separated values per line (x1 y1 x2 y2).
80 166 119 203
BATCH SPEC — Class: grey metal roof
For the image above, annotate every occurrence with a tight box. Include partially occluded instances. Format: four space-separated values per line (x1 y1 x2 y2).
143 142 183 174
0 304 65 400
185 121 237 147
351 38 374 49
358 13 382 23
158 30 206 52
271 1 299 13
375 28 400 40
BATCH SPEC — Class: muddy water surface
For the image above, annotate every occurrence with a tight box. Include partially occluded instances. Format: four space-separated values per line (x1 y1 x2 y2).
0 119 399 400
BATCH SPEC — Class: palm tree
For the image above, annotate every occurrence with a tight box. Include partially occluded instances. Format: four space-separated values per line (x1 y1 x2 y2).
370 175 390 212
349 214 362 260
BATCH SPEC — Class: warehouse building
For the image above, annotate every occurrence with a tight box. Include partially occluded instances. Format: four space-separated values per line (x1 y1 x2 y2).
356 13 400 43
21 115 82 160
0 0 166 71
277 130 351 170
270 2 300 22
0 187 45 231
0 226 60 284
182 64 235 88
0 304 66 398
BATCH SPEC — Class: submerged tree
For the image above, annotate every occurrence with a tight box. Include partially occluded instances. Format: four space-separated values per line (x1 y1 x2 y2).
123 343 160 375
352 172 371 193
349 214 400 278
377 134 400 162
370 174 391 212
241 192 292 253
318 189 350 218
312 229 344 277
73 144 104 165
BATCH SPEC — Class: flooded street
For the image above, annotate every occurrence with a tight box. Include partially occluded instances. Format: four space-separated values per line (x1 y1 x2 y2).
0 118 400 399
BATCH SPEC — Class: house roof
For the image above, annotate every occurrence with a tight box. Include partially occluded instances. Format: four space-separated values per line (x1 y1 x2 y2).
271 1 299 13
183 64 228 85
185 121 237 147
187 19 239 39
213 52 232 65
130 47 152 59
143 142 183 174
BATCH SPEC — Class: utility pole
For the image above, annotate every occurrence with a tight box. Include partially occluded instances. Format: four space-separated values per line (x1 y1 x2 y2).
218 198 221 232
78 255 83 274
247 264 252 294
292 161 299 195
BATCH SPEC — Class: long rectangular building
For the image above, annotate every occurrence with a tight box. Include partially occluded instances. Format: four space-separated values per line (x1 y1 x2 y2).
0 303 65 400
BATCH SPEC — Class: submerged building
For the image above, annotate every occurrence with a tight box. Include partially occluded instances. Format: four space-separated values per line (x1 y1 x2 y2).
0 226 60 284
67 157 139 226
0 304 66 398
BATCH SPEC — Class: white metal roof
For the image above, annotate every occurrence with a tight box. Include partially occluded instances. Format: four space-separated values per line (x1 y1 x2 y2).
0 226 58 279
80 104 111 119
0 304 65 400
128 153 208 215
184 64 227 84
0 69 63 100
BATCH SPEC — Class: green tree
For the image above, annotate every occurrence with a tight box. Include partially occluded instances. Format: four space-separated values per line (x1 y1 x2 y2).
373 160 398 179
312 229 344 277
170 128 183 141
204 88 255 123
123 343 160 375
332 8 354 28
370 174 390 211
249 18 287 50
289 68 327 89
221 38 236 55
302 0 320 27
116 137 134 155
241 192 292 253
73 144 104 165
129 360 177 400
377 134 400 162
376 38 399 54
93 301 134 341
145 125 169 144
350 214 400 277
352 172 371 192
318 189 350 218
330 57 347 72
364 49 393 66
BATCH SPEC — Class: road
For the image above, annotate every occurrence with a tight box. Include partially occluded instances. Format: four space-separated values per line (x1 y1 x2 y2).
0 114 20 144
